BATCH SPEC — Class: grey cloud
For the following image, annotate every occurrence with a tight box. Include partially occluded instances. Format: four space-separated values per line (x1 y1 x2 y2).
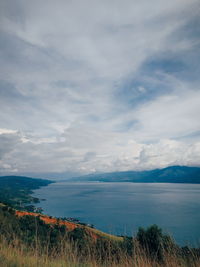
83 152 97 162
0 80 23 99
0 132 21 159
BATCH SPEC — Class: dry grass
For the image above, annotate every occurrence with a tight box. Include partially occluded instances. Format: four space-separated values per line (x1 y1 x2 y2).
0 236 200 267
86 226 123 242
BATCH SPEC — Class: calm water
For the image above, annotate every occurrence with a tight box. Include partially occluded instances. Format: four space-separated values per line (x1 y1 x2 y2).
33 182 200 246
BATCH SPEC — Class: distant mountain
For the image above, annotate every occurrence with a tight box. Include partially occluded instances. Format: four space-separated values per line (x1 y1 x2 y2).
69 166 200 183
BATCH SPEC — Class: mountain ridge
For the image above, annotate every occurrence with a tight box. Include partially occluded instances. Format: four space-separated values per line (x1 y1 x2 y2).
68 165 200 183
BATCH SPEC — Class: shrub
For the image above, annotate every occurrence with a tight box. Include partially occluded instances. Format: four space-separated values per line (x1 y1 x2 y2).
136 224 175 261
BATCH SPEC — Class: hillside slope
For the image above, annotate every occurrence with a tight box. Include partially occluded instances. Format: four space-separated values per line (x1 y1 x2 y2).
0 176 53 211
15 209 122 242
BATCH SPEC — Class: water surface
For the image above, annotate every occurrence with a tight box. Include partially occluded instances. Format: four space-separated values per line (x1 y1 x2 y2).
33 182 200 246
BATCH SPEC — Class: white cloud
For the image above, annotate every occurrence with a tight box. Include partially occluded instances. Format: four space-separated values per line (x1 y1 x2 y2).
0 128 18 134
132 87 200 142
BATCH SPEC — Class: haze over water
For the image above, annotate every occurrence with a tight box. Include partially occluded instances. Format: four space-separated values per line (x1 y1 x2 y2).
33 182 200 246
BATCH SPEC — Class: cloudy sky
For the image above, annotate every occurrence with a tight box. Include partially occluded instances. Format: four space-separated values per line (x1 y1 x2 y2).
0 0 200 178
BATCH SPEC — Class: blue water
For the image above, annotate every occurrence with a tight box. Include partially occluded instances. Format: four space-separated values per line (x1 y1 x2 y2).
33 182 200 246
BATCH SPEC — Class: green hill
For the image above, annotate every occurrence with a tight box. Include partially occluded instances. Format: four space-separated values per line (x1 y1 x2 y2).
0 176 53 211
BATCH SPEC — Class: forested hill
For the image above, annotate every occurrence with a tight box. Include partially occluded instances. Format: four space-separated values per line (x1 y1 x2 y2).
70 166 200 183
0 176 53 210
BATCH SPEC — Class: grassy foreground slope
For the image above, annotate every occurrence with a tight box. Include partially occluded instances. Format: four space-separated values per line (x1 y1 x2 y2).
0 203 200 267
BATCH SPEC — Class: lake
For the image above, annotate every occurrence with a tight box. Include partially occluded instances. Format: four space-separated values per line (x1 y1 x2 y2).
33 182 200 246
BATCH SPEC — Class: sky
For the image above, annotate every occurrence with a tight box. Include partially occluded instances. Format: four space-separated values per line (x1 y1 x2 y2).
0 0 200 178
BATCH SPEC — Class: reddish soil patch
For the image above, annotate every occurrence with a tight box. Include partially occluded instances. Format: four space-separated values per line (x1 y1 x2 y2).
16 210 78 231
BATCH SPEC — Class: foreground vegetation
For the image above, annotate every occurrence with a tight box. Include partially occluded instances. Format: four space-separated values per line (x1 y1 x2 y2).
1 238 199 267
0 204 200 267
